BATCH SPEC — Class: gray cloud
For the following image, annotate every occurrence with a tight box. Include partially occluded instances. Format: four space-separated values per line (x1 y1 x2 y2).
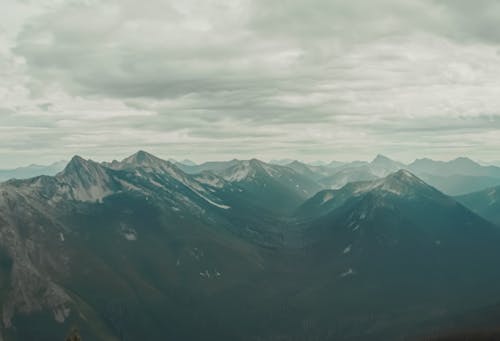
1 0 500 166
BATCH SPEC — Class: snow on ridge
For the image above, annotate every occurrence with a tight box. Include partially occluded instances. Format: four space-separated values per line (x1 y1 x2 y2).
340 268 356 277
321 191 335 204
260 162 279 177
222 161 252 182
195 192 231 210
194 173 225 188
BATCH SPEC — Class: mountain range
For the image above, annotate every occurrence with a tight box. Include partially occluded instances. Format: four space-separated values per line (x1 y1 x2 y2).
0 161 67 182
6 154 500 196
1 152 500 340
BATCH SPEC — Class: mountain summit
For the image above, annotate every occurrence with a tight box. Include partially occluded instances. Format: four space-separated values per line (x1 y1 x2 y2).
297 170 450 219
369 154 405 177
115 150 175 170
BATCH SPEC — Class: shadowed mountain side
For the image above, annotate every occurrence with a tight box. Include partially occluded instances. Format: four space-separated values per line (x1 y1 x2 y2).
1 155 500 340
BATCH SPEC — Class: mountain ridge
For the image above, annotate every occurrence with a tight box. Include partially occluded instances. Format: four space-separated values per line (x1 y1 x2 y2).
2 152 500 340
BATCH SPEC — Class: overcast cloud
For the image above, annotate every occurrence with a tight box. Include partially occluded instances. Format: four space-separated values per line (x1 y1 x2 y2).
2 0 500 166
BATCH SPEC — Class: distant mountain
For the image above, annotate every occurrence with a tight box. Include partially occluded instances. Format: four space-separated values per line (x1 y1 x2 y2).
407 157 500 195
175 159 240 174
215 159 322 214
308 160 328 166
316 155 402 188
369 154 406 177
456 186 500 225
418 173 500 196
408 157 500 178
179 159 197 166
285 160 338 180
268 158 295 165
327 160 345 168
176 154 500 196
0 160 67 182
319 164 378 189
297 169 440 218
167 158 197 166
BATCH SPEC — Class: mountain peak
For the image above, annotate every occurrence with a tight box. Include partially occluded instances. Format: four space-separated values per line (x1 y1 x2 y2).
386 169 419 181
68 154 86 165
125 150 157 164
57 155 115 202
371 154 400 166
220 159 285 182
449 157 478 167
249 158 265 166
118 150 173 170
289 160 304 167
297 169 444 218
179 159 197 166
372 154 391 162
63 155 95 174
338 169 435 199
375 169 440 197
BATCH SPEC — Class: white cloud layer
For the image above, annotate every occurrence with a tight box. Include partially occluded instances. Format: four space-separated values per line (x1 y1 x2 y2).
2 0 500 166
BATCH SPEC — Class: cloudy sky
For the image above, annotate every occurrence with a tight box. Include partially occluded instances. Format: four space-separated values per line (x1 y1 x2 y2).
2 0 500 166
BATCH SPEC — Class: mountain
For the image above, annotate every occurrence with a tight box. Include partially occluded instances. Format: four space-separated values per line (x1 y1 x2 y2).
285 160 338 180
0 161 67 182
178 159 197 166
0 151 277 340
406 157 500 195
408 157 500 178
215 159 322 214
175 159 240 174
369 154 405 177
317 155 404 189
294 170 500 338
418 173 500 196
308 160 328 166
456 186 500 225
327 160 346 168
268 158 295 166
3 154 500 340
319 164 379 189
297 169 441 218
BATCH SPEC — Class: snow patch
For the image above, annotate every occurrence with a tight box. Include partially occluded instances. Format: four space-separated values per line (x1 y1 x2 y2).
321 192 334 204
196 192 230 209
120 225 137 241
195 174 224 188
53 306 71 323
124 232 137 241
340 268 356 278
223 162 252 182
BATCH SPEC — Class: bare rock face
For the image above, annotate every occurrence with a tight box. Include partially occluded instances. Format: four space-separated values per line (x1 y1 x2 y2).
56 155 118 202
0 185 72 329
